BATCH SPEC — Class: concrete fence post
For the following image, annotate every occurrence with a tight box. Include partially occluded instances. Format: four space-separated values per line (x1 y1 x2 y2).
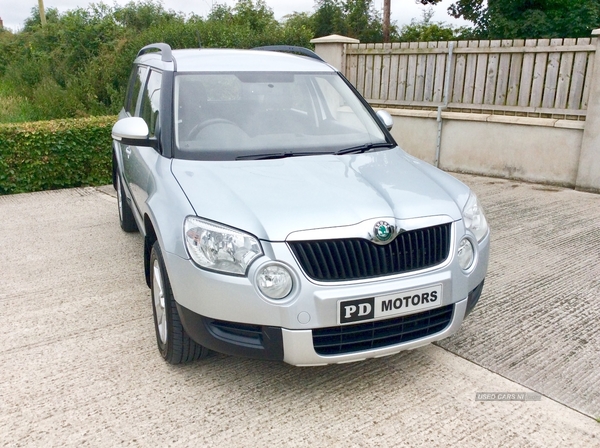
576 29 600 192
310 34 360 73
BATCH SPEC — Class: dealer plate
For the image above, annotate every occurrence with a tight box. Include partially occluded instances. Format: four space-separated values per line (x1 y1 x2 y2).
337 284 443 325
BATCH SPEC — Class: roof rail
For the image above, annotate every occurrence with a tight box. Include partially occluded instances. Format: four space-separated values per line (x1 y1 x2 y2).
137 43 173 62
253 45 324 62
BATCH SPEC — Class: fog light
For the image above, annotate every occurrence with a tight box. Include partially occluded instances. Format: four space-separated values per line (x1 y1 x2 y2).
457 238 475 270
257 265 293 299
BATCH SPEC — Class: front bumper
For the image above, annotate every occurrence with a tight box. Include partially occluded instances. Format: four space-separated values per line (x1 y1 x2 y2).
167 219 489 365
177 281 483 366
166 226 489 331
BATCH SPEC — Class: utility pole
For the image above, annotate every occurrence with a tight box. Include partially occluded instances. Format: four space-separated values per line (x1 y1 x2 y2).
383 0 391 43
38 0 47 27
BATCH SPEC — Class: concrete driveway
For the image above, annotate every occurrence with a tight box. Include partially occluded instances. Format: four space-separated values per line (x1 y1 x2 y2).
1 174 598 447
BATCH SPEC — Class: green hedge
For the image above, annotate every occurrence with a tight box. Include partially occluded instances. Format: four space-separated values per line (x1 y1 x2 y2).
0 116 116 194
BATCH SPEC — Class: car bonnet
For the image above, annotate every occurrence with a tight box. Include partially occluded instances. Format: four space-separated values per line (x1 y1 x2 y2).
170 148 468 242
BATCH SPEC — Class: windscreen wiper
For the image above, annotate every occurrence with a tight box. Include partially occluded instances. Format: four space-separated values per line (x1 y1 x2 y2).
334 142 395 156
236 151 331 161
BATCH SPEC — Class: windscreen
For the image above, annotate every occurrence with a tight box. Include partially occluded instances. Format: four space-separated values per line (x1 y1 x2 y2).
174 72 388 160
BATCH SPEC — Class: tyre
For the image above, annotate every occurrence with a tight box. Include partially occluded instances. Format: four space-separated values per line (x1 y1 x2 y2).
116 172 138 233
150 242 209 364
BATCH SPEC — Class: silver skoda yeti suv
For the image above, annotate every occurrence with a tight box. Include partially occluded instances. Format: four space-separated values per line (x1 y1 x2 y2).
112 43 490 366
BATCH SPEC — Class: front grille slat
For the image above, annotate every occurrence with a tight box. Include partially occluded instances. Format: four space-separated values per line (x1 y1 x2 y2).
356 240 367 274
289 223 451 282
312 305 454 356
432 226 439 263
294 244 312 278
338 241 353 278
401 234 408 272
330 242 346 279
371 245 379 276
382 244 390 275
408 232 415 270
314 242 331 280
426 227 432 266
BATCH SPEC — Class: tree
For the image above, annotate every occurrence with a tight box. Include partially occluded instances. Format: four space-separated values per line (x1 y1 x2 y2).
344 0 383 41
23 6 60 31
113 0 182 31
281 12 315 39
422 0 600 38
399 8 465 42
484 0 600 38
313 0 347 37
312 0 391 42
233 0 277 33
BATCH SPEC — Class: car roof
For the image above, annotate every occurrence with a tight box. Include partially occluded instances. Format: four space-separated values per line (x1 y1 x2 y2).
136 48 337 73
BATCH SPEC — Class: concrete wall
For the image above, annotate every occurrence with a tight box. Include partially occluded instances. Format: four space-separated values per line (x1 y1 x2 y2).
577 29 600 192
384 109 584 188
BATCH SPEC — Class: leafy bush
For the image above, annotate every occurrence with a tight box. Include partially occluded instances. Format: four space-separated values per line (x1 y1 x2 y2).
0 0 314 123
0 116 115 194
0 80 35 123
398 9 470 42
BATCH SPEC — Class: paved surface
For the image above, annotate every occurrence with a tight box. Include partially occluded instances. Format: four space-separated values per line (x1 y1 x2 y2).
440 174 600 419
1 175 599 447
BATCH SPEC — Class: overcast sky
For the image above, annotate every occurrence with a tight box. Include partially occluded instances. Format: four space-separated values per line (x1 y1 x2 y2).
1 0 469 32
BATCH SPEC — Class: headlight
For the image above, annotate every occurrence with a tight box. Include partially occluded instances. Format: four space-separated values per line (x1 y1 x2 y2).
184 217 262 275
462 192 488 242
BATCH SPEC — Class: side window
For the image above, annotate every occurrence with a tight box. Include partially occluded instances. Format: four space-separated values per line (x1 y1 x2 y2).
140 70 162 137
124 65 148 116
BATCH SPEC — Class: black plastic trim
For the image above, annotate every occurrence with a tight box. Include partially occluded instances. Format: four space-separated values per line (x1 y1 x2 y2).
176 304 284 361
465 279 485 318
118 136 159 150
253 45 324 62
160 70 174 158
312 304 455 356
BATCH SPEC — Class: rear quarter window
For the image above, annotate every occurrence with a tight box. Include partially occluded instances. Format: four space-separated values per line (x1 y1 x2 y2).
125 65 148 116
140 70 163 137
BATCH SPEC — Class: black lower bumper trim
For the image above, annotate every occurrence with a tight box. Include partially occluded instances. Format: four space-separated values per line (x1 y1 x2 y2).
312 304 454 356
465 279 485 318
176 304 284 361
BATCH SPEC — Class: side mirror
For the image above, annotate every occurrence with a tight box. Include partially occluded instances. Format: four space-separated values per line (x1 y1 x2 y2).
112 117 157 148
376 110 393 131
